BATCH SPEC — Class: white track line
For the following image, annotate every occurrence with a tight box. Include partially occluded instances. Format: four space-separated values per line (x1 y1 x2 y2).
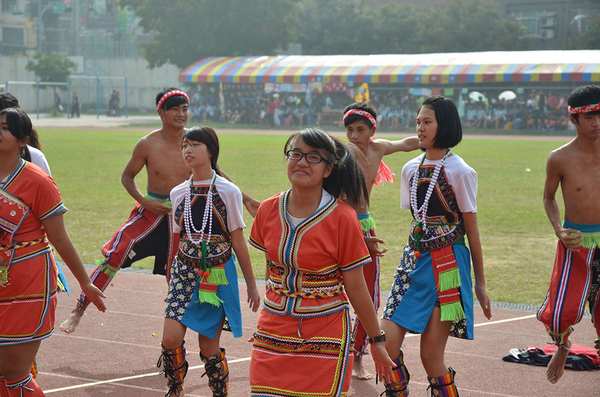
43 357 251 394
405 314 536 338
44 314 536 393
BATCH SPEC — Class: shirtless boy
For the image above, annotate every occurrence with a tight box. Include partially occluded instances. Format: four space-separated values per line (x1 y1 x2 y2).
537 85 600 384
61 88 258 333
343 102 419 379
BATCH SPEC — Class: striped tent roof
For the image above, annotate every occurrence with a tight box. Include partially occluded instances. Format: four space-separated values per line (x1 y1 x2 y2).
179 50 600 85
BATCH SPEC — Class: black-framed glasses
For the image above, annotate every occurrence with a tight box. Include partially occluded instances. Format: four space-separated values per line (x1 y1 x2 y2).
286 150 330 164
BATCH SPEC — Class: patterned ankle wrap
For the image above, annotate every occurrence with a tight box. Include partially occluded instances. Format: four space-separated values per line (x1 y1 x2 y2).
6 373 41 394
201 348 229 397
157 344 188 397
382 350 410 397
427 367 458 397
545 325 573 348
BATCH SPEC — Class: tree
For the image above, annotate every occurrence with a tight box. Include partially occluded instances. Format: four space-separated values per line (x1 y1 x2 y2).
121 0 299 69
295 0 376 55
26 52 77 83
423 0 530 53
371 0 530 54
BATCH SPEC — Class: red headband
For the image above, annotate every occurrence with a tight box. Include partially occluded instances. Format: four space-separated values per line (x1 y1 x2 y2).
157 90 190 110
343 109 377 131
568 102 600 114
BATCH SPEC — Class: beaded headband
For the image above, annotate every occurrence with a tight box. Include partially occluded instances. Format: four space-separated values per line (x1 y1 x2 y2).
156 90 190 110
343 109 377 131
568 102 600 114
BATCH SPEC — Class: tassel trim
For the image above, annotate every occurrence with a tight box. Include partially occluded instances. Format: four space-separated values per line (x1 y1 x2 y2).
375 160 396 186
96 259 118 278
439 300 466 322
545 325 573 347
359 216 376 233
581 233 600 249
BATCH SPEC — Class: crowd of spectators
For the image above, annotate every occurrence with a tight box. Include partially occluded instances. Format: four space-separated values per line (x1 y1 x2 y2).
184 85 573 132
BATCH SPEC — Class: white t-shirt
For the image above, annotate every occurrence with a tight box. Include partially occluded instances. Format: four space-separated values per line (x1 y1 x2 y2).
401 153 477 213
28 145 52 176
286 190 332 228
170 174 246 234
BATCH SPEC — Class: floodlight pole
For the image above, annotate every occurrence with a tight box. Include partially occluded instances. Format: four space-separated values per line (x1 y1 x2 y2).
125 77 128 118
67 76 71 119
36 82 40 119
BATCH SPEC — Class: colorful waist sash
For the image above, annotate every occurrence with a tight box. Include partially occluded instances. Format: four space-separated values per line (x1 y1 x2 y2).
144 191 172 207
563 220 600 249
0 238 48 286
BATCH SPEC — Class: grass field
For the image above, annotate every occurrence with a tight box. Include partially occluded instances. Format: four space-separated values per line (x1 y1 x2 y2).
38 127 570 306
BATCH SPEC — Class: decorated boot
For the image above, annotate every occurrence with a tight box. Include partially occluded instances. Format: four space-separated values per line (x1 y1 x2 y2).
381 350 410 396
5 373 44 396
427 367 458 397
157 343 188 397
200 348 229 397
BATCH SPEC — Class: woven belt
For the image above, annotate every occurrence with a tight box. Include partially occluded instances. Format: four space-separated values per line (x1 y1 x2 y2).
267 284 344 299
0 238 47 251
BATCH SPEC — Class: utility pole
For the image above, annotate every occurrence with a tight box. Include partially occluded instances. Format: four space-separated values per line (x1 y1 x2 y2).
565 0 571 49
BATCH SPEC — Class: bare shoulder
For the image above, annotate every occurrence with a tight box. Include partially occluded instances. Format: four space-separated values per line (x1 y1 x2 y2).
547 139 577 165
369 139 390 154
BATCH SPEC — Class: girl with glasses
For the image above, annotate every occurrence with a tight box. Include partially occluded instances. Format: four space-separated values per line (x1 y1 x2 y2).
249 127 394 396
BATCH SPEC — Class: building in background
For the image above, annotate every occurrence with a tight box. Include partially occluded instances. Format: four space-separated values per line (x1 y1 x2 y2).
494 0 600 50
0 0 29 54
0 0 151 58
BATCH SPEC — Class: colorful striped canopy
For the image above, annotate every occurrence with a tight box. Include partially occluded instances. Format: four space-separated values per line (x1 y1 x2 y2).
180 50 600 85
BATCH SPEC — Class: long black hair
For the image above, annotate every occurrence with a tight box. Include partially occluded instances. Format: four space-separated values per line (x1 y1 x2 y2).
284 127 369 208
182 126 220 174
0 107 33 161
0 93 41 150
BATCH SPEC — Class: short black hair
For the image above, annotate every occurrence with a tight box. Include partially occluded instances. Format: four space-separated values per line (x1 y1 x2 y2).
418 95 462 149
156 87 189 111
183 126 220 172
568 85 600 122
343 102 377 129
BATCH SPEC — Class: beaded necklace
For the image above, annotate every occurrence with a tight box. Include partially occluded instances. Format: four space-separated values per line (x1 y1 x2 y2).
410 149 451 257
183 171 216 246
183 171 217 279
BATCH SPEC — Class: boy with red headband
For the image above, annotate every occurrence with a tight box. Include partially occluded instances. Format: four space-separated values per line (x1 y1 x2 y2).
60 88 259 333
343 102 420 380
537 84 600 384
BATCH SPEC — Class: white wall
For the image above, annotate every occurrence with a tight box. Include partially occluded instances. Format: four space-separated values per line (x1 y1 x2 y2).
1 55 181 113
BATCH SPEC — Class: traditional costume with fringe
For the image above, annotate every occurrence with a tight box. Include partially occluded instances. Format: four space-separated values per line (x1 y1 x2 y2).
165 175 245 339
383 154 477 340
0 160 65 346
537 220 600 347
77 191 178 310
249 191 371 397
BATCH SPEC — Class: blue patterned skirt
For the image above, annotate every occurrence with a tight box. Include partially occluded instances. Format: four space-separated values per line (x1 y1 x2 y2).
383 244 474 340
165 254 243 339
